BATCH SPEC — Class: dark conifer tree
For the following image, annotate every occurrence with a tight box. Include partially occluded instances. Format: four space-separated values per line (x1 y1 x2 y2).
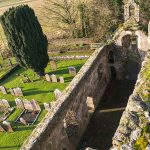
0 5 49 76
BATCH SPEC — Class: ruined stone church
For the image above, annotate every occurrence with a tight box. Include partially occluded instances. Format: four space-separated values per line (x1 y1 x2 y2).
21 0 150 149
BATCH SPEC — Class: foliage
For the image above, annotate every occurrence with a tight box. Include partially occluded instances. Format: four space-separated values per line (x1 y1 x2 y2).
0 5 49 76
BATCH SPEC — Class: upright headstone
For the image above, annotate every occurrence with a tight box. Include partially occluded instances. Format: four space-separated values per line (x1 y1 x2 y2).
31 100 41 111
2 121 13 132
10 88 15 96
14 88 23 96
45 74 51 82
54 89 62 99
23 100 33 111
2 99 10 108
51 74 57 83
0 86 7 94
44 103 51 110
59 77 65 83
50 60 57 70
68 67 77 76
15 98 24 109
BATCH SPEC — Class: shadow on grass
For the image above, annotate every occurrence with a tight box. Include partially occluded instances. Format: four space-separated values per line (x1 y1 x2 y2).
48 64 83 75
0 145 21 149
24 89 50 96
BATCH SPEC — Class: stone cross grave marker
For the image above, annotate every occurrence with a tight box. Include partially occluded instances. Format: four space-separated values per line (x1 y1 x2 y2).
31 100 41 111
50 60 57 70
59 77 64 83
44 103 51 110
23 100 33 111
15 98 25 109
0 86 7 94
68 67 77 76
45 74 51 82
10 88 15 96
2 99 10 108
51 74 57 83
54 89 62 99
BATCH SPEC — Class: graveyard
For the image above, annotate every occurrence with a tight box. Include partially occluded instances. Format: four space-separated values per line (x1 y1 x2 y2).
0 59 86 150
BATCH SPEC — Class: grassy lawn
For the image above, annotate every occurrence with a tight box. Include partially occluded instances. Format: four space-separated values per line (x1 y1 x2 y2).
0 59 86 150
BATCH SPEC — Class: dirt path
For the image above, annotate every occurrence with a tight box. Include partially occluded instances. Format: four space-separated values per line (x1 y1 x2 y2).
78 80 135 150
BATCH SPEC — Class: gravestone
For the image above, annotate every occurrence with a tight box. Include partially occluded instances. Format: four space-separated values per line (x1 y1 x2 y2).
15 98 24 109
23 100 33 111
50 60 57 70
44 103 51 110
31 100 41 111
59 77 65 83
20 117 27 125
68 67 77 76
10 88 15 96
0 86 7 94
45 74 51 82
0 100 4 108
2 121 13 132
14 88 23 96
2 99 10 108
54 89 62 99
0 125 5 132
51 74 57 83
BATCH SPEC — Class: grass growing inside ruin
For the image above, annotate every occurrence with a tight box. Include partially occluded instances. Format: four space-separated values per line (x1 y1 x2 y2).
0 59 86 150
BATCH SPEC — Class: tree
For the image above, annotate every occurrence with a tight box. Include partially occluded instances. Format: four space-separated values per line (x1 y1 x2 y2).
42 0 78 38
0 5 49 76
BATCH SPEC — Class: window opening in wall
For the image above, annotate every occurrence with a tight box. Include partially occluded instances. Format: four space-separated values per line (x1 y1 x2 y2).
129 4 135 17
108 51 115 64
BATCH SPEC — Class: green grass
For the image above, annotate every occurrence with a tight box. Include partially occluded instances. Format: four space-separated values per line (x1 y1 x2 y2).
0 59 86 150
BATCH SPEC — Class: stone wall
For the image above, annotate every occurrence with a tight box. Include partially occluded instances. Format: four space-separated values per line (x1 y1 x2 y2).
111 52 150 150
21 45 113 150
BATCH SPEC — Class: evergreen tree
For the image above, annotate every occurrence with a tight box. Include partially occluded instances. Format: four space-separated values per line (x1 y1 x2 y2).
0 5 49 76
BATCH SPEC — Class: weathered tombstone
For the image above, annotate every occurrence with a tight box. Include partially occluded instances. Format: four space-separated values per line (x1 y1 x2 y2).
0 86 7 94
10 88 15 96
54 89 62 99
50 60 57 70
20 117 27 125
68 67 77 76
44 103 51 110
2 99 10 108
51 74 57 83
15 98 24 109
0 100 4 108
8 58 13 68
45 74 51 82
23 100 33 111
14 88 23 96
0 125 5 132
59 77 65 83
31 100 41 111
86 97 95 110
2 121 13 132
